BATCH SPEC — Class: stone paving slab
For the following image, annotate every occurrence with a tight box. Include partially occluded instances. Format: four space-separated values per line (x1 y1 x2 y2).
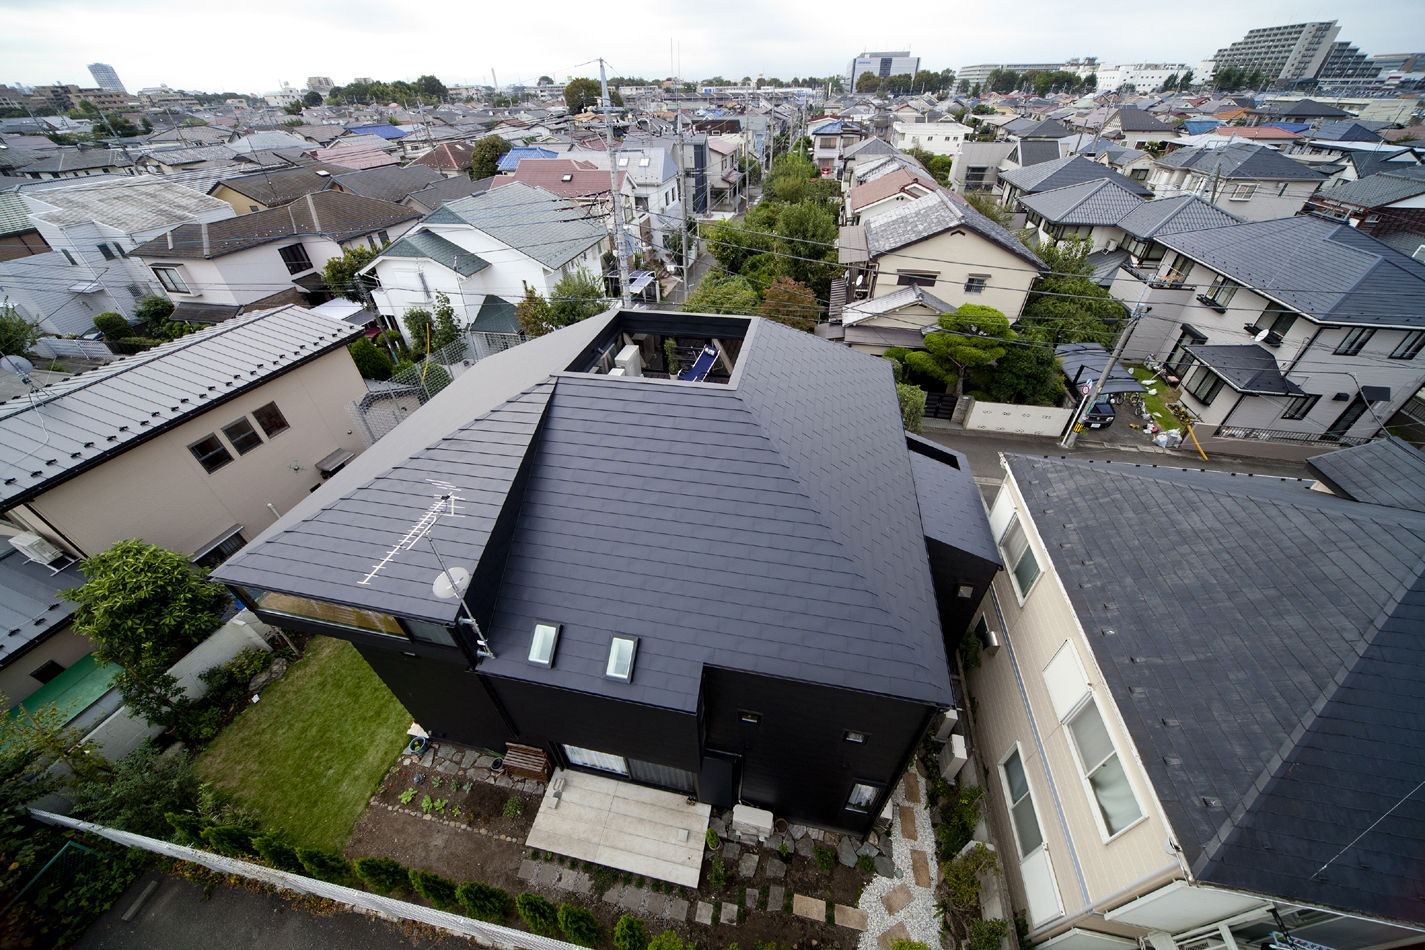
902 771 921 804
881 883 913 915
910 849 931 888
898 805 918 841
767 884 785 910
877 921 910 950
664 896 689 921
719 902 739 925
695 901 714 925
834 904 868 931
534 863 560 887
738 853 758 878
619 886 645 912
765 857 786 879
744 887 758 909
792 893 825 921
517 859 538 882
644 892 665 917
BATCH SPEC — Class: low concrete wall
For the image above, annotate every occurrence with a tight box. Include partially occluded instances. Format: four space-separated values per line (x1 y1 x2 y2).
1192 434 1330 463
963 398 1073 437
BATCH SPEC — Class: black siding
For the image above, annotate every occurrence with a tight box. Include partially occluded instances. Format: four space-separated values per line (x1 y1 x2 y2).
925 539 999 662
355 646 513 751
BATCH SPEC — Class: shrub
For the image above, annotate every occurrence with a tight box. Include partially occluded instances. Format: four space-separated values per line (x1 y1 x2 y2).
133 295 175 333
942 842 999 915
202 824 257 857
857 853 875 874
349 337 393 380
708 854 729 890
896 382 926 434
613 914 649 950
296 846 352 884
967 919 1011 950
252 835 304 873
92 312 132 339
813 844 835 874
890 941 935 950
516 892 559 936
457 880 513 922
936 784 986 862
558 903 602 947
354 856 408 894
164 811 207 844
706 828 720 849
648 932 686 950
503 796 524 819
409 869 459 910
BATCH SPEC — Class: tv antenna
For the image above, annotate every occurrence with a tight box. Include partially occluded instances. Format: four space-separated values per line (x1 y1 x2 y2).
360 479 464 585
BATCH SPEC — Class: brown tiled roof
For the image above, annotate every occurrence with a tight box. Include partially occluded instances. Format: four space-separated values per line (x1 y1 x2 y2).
488 158 624 198
409 142 476 171
848 167 940 212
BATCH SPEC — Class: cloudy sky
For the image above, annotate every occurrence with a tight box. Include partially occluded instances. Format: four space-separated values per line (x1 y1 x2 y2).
4 0 1420 93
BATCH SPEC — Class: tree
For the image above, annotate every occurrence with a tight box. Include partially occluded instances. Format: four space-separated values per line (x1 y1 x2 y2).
537 76 554 86
564 78 602 114
550 266 608 326
0 689 110 810
985 344 1064 406
855 72 881 93
515 287 556 338
414 74 447 101
896 383 926 434
430 292 461 350
72 742 199 838
909 304 1015 397
63 540 229 737
404 307 435 352
773 200 839 299
302 90 322 106
321 245 378 302
469 135 512 180
283 101 303 116
0 303 42 357
682 273 761 315
1016 238 1125 346
349 337 394 380
757 276 818 330
1160 74 1179 92
1179 69 1194 89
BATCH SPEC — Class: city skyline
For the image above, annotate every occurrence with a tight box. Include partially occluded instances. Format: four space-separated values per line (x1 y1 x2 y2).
2 0 1422 94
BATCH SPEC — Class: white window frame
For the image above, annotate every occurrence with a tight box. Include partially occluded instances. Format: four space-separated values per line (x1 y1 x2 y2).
1063 695 1146 842
528 621 560 666
605 635 638 681
998 743 1047 859
1229 182 1257 201
152 265 189 294
998 513 1043 603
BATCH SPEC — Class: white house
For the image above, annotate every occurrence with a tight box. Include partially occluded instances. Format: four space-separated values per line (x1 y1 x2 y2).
891 120 972 158
1146 144 1326 221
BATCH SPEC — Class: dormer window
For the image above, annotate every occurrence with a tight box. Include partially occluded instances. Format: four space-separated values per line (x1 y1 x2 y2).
528 621 560 666
605 636 637 681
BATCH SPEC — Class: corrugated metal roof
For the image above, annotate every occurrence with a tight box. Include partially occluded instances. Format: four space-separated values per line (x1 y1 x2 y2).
23 177 234 233
0 306 361 509
0 548 82 663
0 193 33 236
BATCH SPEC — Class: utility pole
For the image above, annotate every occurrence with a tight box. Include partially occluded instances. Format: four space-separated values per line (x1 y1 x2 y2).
1062 297 1147 448
600 58 633 308
675 111 691 286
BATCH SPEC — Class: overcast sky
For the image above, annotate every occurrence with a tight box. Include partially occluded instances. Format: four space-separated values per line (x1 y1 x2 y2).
4 0 1421 93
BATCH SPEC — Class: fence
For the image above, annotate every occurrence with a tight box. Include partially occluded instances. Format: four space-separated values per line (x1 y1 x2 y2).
962 398 1074 437
923 392 959 421
28 810 578 950
31 338 114 362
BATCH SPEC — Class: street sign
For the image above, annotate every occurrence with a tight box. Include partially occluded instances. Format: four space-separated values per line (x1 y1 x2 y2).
1080 383 1092 396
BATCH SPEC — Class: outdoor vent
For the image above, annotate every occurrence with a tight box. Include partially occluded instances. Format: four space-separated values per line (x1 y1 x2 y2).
1161 718 1180 727
1333 392 1351 401
1100 628 1116 636
1201 797 1222 809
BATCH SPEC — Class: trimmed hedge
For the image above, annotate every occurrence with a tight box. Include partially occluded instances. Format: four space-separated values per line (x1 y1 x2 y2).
558 902 601 947
295 846 352 884
408 869 459 911
203 825 257 857
354 856 408 894
516 892 559 937
456 880 513 922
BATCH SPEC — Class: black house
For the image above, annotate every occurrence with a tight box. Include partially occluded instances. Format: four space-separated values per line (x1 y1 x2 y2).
213 309 997 835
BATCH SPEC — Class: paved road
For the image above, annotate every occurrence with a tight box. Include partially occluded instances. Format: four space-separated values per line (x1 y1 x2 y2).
77 872 475 950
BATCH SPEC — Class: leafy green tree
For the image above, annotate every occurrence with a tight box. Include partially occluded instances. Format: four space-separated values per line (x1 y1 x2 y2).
683 273 761 315
757 276 818 330
409 869 459 910
613 914 649 950
550 266 608 327
647 932 686 950
904 147 953 185
964 192 1013 228
457 880 513 921
72 743 198 838
133 295 175 332
296 847 353 884
348 337 394 380
855 72 881 93
404 307 436 352
469 135 512 180
986 345 1064 406
515 287 555 338
414 74 448 100
302 90 322 106
1179 69 1194 89
538 75 554 86
0 690 109 811
908 304 1015 397
431 292 461 350
773 201 839 300
558 903 602 947
1016 238 1125 346
0 302 41 357
516 892 560 936
896 383 926 434
703 205 776 273
283 102 303 116
321 245 378 302
564 78 620 114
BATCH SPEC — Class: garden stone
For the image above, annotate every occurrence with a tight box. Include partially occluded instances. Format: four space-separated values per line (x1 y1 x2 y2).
601 887 620 904
837 836 857 868
418 747 435 768
765 833 783 853
268 657 288 680
722 842 741 863
644 892 665 917
719 902 739 925
764 858 785 880
619 886 644 912
767 884 785 910
738 853 758 878
436 759 458 774
744 887 758 908
517 859 539 882
788 823 807 840
560 869 592 895
695 901 715 925
664 896 689 921
857 840 878 858
794 835 814 857
534 863 560 887
874 855 896 877
709 815 729 837
475 754 495 770
247 669 272 692
460 749 480 769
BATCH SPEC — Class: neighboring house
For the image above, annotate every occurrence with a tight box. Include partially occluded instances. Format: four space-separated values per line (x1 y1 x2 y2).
313 136 402 170
998 155 1153 207
810 119 869 176
133 145 240 175
4 176 235 335
1105 195 1242 271
1097 107 1178 147
706 137 743 211
0 544 86 706
362 181 608 331
890 120 972 157
408 142 477 177
325 165 444 204
1110 214 1425 451
1076 141 1154 182
0 192 49 262
207 163 354 214
838 137 905 190
19 148 135 180
838 189 1045 323
403 176 494 215
825 283 960 354
845 166 941 223
949 142 1016 194
1018 179 1147 251
1146 144 1325 220
0 305 367 565
1304 166 1425 236
213 308 1000 839
968 448 1425 949
131 191 418 311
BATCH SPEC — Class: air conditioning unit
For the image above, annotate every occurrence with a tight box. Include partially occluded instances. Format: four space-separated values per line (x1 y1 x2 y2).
614 343 643 377
9 532 67 569
933 707 960 741
938 733 969 781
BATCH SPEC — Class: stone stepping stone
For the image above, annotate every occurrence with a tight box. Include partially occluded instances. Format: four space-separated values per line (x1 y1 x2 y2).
765 858 786 880
794 836 814 857
719 902 739 925
878 921 911 950
902 771 921 804
767 884 785 910
695 900 715 925
534 864 560 887
834 904 869 931
744 887 758 909
881 883 913 915
911 849 931 888
791 894 825 921
644 892 666 917
517 859 538 882
738 853 759 878
664 896 690 921
898 805 918 840
619 886 645 912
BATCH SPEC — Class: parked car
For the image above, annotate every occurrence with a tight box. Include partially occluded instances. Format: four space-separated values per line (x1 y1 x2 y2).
1085 401 1115 429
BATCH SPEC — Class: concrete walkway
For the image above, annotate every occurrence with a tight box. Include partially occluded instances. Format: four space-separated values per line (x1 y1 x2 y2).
855 764 942 950
524 769 710 888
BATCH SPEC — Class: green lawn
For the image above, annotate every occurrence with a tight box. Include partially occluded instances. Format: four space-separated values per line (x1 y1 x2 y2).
197 636 411 851
1126 364 1179 431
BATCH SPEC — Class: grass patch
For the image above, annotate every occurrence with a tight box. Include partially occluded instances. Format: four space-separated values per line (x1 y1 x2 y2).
197 636 410 851
1126 364 1179 431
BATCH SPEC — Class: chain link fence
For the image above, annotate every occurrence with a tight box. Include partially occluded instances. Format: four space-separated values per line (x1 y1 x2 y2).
30 809 578 950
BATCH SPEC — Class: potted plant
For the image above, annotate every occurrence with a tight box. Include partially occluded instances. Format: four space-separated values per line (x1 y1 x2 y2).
706 828 721 851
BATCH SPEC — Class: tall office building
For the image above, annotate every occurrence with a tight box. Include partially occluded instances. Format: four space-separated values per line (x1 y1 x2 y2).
87 62 125 93
1211 21 1340 83
847 51 920 87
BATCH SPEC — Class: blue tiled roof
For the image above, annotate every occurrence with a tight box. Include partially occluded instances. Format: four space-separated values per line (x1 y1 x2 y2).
496 147 557 172
345 123 408 140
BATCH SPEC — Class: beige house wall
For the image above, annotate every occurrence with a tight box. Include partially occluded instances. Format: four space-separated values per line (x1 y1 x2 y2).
870 228 1038 320
12 348 366 560
0 627 92 705
967 471 1185 935
209 184 271 215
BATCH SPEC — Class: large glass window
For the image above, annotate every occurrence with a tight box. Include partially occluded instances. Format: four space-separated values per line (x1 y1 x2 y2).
188 434 233 473
1335 327 1375 356
1165 326 1207 377
279 243 314 275
1390 330 1425 360
152 266 189 293
1205 273 1237 308
252 402 289 437
999 515 1041 599
845 782 879 813
1163 253 1192 282
1001 748 1044 857
1281 394 1320 421
221 417 263 455
1254 305 1297 338
1184 365 1224 405
1067 700 1143 836
247 588 407 638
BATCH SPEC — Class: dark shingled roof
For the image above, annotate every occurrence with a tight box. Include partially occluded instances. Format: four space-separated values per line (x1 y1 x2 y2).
210 163 355 206
1115 194 1241 240
378 230 489 277
405 175 494 213
1004 454 1425 927
1018 178 1145 226
906 435 1000 568
999 155 1153 197
1308 438 1425 511
1153 143 1324 182
1108 107 1175 133
1184 343 1305 395
1315 168 1425 210
329 164 444 203
216 312 961 712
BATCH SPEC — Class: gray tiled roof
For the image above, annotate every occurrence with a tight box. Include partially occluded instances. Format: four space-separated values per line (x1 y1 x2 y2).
0 306 360 509
426 181 606 270
1157 215 1425 328
1114 195 1241 240
216 313 961 711
468 294 518 333
1307 438 1425 511
863 190 1045 269
1153 143 1323 182
330 164 444 203
379 230 489 277
1184 343 1304 395
1004 454 1425 926
21 149 133 173
1013 139 1063 167
211 163 355 206
0 548 83 666
405 175 493 213
999 155 1152 197
0 193 33 236
1315 168 1425 209
1018 178 1145 225
1109 107 1175 133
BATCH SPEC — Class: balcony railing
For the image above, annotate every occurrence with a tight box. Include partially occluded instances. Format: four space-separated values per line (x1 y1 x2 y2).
1125 267 1198 292
1214 425 1372 448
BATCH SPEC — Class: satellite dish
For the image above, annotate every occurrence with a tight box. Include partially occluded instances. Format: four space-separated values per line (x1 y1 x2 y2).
432 566 470 599
1253 329 1270 343
0 354 34 379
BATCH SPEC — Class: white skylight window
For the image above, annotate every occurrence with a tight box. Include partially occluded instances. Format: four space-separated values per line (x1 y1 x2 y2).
605 636 638 681
528 622 560 666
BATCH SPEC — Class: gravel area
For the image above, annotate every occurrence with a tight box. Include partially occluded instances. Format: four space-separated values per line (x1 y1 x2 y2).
856 764 943 949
